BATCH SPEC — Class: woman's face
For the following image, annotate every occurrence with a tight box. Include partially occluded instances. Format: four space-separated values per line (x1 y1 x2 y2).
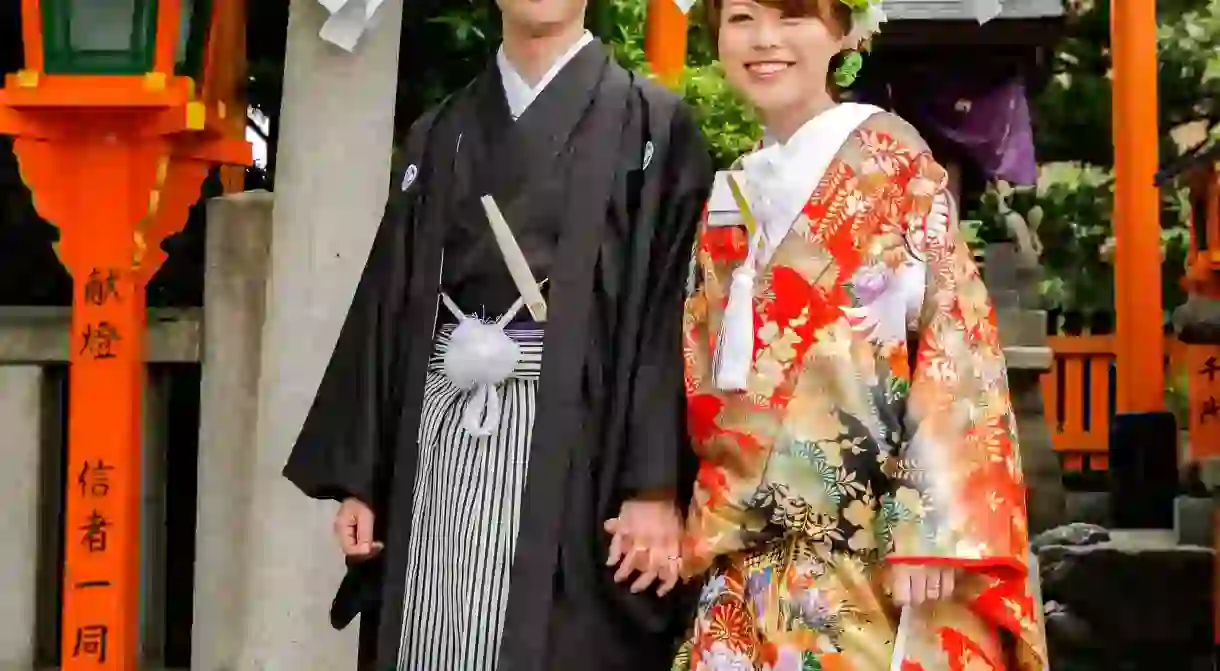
717 0 844 123
497 0 587 35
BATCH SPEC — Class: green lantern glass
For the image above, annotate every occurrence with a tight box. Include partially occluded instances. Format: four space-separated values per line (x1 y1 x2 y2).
39 0 212 78
41 0 158 75
175 0 213 81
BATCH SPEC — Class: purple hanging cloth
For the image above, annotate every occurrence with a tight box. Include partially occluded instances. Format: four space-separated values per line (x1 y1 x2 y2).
856 71 1038 186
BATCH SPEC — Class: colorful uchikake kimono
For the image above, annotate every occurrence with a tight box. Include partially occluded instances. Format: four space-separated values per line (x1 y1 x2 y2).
674 104 1049 670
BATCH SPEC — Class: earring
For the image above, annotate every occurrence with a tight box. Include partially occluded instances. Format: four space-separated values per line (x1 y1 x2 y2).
834 50 864 88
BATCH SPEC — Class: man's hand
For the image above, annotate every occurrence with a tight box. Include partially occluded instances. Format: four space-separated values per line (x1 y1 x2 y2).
603 493 682 597
890 564 957 607
334 497 383 560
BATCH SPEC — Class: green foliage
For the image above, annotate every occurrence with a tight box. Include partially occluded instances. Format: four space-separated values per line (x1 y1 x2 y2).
1033 0 1219 165
602 0 648 69
972 168 1116 315
967 164 1192 322
407 0 501 116
677 63 762 168
1157 0 1220 131
1029 1 1113 165
967 0 1217 321
605 0 760 168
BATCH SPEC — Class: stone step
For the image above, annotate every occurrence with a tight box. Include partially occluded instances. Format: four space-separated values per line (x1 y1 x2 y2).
995 308 1049 348
1035 522 1215 665
1174 495 1216 547
1106 528 1180 549
1064 491 1112 527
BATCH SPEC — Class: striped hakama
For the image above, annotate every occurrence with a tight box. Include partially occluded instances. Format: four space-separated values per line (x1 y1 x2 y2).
397 321 544 671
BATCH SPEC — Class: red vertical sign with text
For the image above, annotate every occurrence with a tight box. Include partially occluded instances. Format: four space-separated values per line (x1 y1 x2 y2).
1187 345 1220 460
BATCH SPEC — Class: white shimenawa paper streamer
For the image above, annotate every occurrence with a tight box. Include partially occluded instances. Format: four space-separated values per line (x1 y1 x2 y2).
673 0 696 14
317 0 388 52
970 0 1003 24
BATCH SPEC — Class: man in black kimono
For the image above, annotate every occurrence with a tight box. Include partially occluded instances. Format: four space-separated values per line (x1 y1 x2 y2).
282 1 713 669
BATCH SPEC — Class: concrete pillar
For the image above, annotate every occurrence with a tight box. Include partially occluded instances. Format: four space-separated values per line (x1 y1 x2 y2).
193 191 273 671
223 0 404 666
0 366 43 668
986 243 1066 533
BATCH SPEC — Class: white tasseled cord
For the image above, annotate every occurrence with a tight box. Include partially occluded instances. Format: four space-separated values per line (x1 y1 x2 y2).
710 103 886 393
713 252 760 391
890 605 913 670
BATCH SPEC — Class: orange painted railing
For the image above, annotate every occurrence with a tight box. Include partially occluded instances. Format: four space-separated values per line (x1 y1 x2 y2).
1041 335 1186 470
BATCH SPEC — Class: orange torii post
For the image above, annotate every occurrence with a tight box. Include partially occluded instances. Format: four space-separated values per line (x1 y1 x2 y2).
1110 0 1163 412
0 1 251 669
1108 0 1179 532
645 0 690 85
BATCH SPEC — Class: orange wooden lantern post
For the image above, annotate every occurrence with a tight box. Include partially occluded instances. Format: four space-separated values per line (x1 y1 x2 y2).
1163 143 1220 645
645 0 691 85
0 1 251 669
1179 153 1220 461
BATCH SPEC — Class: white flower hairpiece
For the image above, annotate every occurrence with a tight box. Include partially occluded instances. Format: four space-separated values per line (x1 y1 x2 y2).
834 0 886 87
842 0 887 49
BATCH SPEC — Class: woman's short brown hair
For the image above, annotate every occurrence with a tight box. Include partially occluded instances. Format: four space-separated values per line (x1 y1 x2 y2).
703 0 855 98
703 0 854 46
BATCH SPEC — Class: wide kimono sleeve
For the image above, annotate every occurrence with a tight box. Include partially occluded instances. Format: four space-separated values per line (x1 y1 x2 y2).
281 111 436 506
619 101 714 496
887 152 1049 669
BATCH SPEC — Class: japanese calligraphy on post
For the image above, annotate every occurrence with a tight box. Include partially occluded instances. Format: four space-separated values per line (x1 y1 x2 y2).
79 267 124 361
63 265 133 668
1186 346 1220 459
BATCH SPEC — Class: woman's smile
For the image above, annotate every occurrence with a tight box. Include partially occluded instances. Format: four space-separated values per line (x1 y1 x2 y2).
744 60 796 79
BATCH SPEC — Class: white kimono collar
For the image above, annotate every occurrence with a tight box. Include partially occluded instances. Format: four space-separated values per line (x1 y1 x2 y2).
712 102 884 392
497 31 595 120
739 102 883 260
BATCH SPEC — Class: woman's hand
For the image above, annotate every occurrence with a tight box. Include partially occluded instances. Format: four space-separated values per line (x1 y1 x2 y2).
603 493 683 597
890 564 957 607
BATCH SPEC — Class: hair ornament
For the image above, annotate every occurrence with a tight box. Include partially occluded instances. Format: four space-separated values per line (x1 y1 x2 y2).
840 0 886 46
835 0 885 86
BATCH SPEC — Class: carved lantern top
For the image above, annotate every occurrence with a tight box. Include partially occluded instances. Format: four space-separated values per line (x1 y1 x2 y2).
1 0 246 149
37 0 212 78
9 0 237 105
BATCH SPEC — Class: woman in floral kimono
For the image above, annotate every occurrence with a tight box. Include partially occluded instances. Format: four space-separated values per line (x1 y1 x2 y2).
670 0 1048 669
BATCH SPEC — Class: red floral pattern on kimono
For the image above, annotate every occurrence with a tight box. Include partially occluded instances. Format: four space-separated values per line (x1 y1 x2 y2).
674 114 1048 671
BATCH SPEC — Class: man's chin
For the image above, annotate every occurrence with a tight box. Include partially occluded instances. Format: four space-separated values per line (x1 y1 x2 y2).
520 17 569 37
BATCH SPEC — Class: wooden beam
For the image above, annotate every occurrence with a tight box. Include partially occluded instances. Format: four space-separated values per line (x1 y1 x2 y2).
210 0 248 194
20 0 44 73
1110 0 1163 413
154 0 182 75
872 17 1064 49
